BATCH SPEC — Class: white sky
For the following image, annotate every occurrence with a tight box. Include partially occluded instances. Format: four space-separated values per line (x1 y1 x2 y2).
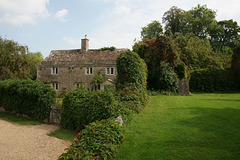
0 0 240 57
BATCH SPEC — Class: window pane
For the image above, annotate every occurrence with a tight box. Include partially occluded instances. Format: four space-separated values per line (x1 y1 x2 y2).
52 83 54 88
111 68 114 74
107 68 110 75
55 68 58 74
90 68 92 74
56 83 58 90
86 68 89 74
52 67 55 74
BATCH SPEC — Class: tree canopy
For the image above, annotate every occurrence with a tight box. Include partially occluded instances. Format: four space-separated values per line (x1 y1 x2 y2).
141 20 163 39
0 37 44 80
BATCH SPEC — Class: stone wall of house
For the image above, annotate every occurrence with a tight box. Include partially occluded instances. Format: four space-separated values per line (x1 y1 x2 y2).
37 61 117 92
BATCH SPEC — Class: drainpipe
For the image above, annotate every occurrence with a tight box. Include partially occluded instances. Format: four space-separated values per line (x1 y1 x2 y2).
69 69 72 90
69 66 74 90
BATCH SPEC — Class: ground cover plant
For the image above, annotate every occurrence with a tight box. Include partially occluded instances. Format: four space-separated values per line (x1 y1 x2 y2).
0 111 41 125
116 93 240 160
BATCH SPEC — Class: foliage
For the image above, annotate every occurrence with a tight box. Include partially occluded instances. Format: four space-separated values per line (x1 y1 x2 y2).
91 72 105 90
100 46 116 51
0 37 44 80
0 79 56 120
116 50 147 90
133 35 181 90
214 20 240 51
162 6 184 35
180 4 219 39
157 62 178 93
59 118 124 160
141 20 163 39
116 50 149 107
231 44 240 80
189 69 240 92
60 89 117 130
171 33 231 70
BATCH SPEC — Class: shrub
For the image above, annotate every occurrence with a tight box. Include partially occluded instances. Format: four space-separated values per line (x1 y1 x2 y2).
59 118 124 160
0 79 56 120
60 89 117 130
157 62 179 93
189 68 240 92
116 51 149 107
100 46 116 51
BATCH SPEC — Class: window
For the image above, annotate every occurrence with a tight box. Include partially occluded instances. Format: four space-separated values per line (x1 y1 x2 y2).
86 67 93 75
76 83 84 89
51 83 59 90
52 67 58 75
106 67 114 75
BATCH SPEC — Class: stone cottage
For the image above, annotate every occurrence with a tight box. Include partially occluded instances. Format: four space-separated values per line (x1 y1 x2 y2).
37 36 127 93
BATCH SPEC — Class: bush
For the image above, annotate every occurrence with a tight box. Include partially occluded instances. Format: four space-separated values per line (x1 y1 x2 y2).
60 89 117 130
0 79 56 120
189 69 240 92
59 118 124 160
157 62 179 93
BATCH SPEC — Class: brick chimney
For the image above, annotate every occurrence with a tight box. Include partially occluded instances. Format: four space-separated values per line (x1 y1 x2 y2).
81 35 89 52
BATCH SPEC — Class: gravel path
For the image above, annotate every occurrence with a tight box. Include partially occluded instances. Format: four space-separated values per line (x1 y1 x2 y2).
0 119 72 160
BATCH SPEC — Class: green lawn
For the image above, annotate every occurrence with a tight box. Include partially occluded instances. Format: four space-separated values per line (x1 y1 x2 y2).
0 111 41 125
47 128 77 142
116 93 240 160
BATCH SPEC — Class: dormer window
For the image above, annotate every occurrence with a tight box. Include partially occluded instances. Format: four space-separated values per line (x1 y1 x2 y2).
86 67 93 75
52 67 58 75
106 67 114 75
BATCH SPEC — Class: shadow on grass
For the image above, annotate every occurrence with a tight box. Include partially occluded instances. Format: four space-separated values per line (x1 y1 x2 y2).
175 107 240 159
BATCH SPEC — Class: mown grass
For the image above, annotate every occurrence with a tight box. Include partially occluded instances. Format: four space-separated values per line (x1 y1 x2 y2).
116 93 240 160
0 111 41 125
47 128 77 142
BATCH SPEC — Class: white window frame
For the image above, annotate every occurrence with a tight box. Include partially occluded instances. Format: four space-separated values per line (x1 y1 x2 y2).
86 67 93 75
52 67 58 75
106 67 114 75
51 83 59 90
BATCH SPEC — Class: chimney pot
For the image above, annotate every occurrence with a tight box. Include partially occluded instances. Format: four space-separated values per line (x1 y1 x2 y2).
81 35 89 52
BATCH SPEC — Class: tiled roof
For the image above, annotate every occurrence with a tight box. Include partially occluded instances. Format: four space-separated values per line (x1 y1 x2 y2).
45 49 128 62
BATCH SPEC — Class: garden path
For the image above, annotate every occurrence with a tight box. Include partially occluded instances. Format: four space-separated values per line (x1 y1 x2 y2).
0 119 71 160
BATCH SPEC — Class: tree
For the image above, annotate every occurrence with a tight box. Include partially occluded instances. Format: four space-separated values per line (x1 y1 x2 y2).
141 20 163 39
162 6 184 35
232 44 240 80
171 33 228 70
218 20 240 49
180 4 219 39
133 35 179 90
0 37 43 80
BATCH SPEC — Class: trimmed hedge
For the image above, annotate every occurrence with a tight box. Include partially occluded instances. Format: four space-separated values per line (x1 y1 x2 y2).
60 89 118 130
0 79 56 120
59 118 123 160
189 69 240 92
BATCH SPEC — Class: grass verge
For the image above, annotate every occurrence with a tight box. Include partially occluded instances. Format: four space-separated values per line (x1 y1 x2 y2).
0 111 41 125
116 93 240 160
47 128 77 142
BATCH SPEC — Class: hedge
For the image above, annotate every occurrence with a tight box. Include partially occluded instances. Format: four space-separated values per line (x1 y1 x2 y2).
59 118 123 160
189 69 240 92
60 89 118 130
0 79 56 120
